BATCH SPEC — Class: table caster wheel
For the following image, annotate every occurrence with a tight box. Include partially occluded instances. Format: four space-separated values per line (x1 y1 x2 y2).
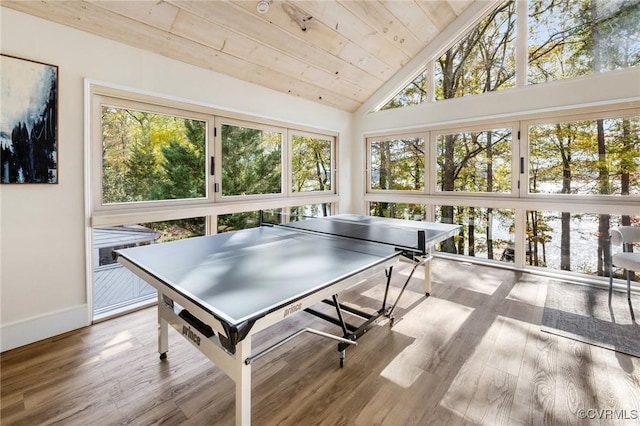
160 352 167 360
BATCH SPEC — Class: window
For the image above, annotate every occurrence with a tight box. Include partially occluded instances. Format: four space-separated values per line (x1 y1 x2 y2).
95 91 336 211
90 84 338 319
526 211 639 281
365 103 639 283
220 122 283 197
369 202 426 221
101 105 206 205
217 210 265 233
368 135 425 191
528 114 640 196
435 205 516 262
379 69 428 110
217 205 331 233
291 203 332 218
374 0 638 113
291 134 333 193
436 127 513 194
528 0 640 84
435 0 516 101
92 218 205 316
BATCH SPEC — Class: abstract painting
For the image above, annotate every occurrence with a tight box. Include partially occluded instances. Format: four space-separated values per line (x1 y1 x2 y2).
1 54 58 184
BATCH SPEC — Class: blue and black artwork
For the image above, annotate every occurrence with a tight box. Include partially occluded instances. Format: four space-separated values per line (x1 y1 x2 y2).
1 54 58 184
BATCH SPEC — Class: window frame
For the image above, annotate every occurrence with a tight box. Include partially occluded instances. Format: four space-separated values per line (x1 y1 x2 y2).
430 121 520 197
521 107 640 202
288 129 337 197
372 0 639 112
89 83 340 228
91 93 214 213
214 117 288 202
364 103 640 276
365 131 429 194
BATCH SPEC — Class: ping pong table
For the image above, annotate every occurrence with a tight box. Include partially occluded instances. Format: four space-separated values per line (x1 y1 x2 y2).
115 213 459 425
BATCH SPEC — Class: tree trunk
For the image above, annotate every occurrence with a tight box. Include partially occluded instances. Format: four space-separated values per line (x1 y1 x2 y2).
621 118 631 226
468 207 475 257
486 131 494 259
559 126 571 271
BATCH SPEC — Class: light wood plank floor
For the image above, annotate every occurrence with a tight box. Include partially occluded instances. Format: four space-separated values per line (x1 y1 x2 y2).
2 259 639 425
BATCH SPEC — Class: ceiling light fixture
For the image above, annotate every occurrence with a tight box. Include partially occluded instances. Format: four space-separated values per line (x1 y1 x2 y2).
256 1 269 14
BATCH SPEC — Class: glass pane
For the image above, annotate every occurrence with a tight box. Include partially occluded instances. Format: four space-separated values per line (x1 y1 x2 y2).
291 204 332 219
369 202 426 221
529 115 640 195
218 211 259 233
370 136 425 191
221 124 282 196
93 217 206 315
528 0 640 84
101 106 206 204
378 69 428 111
436 128 512 193
435 0 516 100
435 205 515 262
292 135 332 192
526 211 639 282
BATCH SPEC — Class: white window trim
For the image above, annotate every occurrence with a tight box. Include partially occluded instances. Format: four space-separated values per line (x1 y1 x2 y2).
289 129 337 197
365 131 429 194
87 81 339 228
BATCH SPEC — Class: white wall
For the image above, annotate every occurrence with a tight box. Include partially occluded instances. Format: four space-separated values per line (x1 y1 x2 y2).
0 8 353 351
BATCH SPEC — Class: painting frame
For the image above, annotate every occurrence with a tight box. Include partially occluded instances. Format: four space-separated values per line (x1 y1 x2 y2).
1 54 59 184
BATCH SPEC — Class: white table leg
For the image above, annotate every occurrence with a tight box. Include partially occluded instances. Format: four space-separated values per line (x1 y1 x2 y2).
423 249 434 296
424 258 432 296
235 337 252 426
158 293 169 358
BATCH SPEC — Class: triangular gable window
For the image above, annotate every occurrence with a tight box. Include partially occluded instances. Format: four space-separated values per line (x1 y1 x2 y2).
378 69 428 111
374 0 515 112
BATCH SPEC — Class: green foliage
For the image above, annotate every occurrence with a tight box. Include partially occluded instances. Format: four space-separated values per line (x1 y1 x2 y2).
529 116 640 195
125 136 159 201
379 70 428 110
435 0 516 100
528 0 640 83
436 129 512 193
217 211 261 233
291 135 331 192
101 107 206 204
380 0 638 110
142 218 206 243
369 202 426 221
221 124 282 196
370 137 425 190
151 120 206 200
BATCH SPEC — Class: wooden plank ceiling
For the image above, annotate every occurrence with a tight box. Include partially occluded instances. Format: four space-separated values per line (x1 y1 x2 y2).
2 1 477 112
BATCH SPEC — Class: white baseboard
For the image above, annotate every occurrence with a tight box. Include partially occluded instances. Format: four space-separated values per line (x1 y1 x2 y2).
1 305 90 353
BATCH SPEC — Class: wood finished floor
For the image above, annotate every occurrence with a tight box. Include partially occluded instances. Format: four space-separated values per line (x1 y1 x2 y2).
2 258 639 425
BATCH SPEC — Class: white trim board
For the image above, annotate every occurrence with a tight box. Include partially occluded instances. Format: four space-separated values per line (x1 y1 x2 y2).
1 305 90 352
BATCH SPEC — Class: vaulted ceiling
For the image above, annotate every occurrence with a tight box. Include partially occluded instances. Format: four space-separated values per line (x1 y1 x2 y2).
2 1 483 112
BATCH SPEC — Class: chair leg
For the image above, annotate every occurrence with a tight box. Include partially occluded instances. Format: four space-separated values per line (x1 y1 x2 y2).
609 267 614 303
627 269 632 301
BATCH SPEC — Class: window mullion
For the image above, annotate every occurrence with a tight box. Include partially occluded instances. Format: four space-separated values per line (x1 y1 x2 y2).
516 0 528 87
